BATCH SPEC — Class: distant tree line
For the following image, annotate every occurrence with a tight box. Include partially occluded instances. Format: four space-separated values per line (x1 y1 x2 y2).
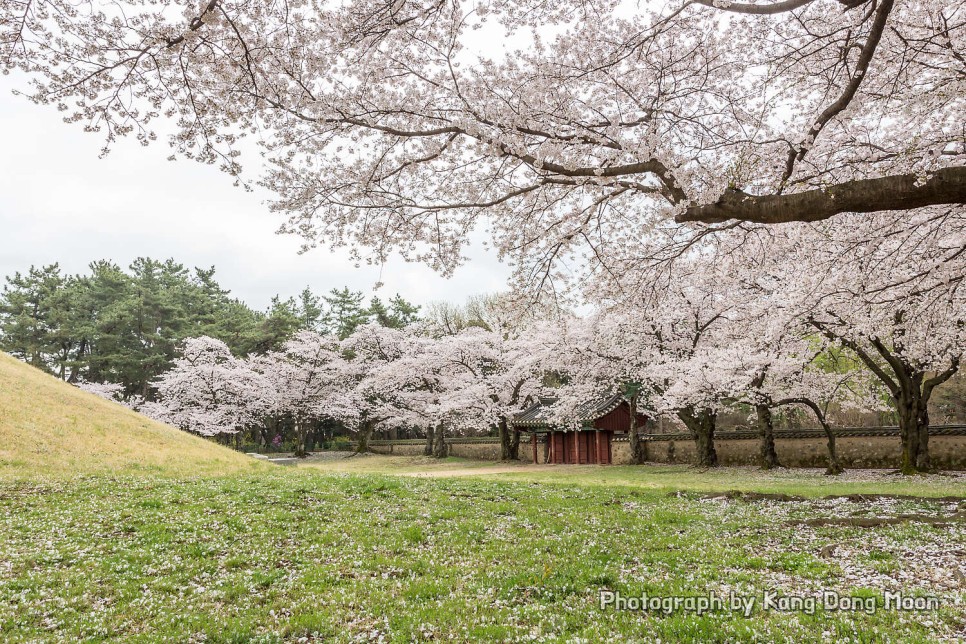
0 259 420 398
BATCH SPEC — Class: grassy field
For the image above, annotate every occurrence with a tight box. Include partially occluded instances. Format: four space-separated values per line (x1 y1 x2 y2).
1 456 964 642
2 355 964 641
309 454 966 498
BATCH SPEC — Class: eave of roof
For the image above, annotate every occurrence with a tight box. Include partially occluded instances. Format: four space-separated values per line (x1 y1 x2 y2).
511 393 624 428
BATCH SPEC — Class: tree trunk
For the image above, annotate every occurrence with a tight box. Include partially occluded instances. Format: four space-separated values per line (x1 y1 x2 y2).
304 422 319 453
677 408 718 468
627 396 646 464
424 424 435 456
356 420 375 454
498 418 519 460
756 404 781 469
895 386 932 474
510 426 520 461
777 398 843 475
293 416 308 458
817 415 843 476
431 423 447 458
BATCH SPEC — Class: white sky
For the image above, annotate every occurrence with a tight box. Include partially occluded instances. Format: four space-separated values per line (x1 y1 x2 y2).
0 88 511 312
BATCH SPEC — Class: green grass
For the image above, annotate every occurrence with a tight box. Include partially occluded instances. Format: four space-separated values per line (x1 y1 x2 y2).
2 465 964 642
311 453 966 497
490 463 966 497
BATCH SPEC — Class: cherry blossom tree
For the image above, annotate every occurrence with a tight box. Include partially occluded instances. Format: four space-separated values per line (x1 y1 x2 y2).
5 0 961 293
541 276 737 469
724 332 882 475
786 219 965 473
537 315 655 464
338 323 415 454
429 326 548 459
75 379 126 403
154 336 258 437
255 330 344 457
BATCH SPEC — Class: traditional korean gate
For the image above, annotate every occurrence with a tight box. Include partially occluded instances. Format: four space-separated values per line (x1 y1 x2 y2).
547 430 612 464
595 430 612 465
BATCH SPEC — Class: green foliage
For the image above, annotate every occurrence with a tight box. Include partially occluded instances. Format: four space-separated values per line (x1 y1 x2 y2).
0 261 422 405
0 264 72 374
0 259 274 396
315 288 420 339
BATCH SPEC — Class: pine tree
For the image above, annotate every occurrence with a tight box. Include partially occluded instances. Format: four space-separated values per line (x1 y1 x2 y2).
321 288 368 339
0 264 70 371
296 287 324 332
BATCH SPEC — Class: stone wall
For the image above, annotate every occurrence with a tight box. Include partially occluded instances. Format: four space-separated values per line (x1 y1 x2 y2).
369 442 425 457
513 431 966 470
370 429 966 470
369 439 504 460
640 434 966 469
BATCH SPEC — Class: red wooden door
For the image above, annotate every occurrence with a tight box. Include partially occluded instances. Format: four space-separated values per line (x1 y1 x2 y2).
552 432 566 464
595 431 612 464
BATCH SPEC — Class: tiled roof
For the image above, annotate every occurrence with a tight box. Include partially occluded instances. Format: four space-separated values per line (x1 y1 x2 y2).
511 393 624 428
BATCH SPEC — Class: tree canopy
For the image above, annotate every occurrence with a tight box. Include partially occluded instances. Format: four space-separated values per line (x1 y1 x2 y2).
0 259 421 396
3 0 961 294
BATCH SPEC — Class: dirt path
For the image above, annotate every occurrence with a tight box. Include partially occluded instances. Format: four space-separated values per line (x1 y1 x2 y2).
402 465 551 478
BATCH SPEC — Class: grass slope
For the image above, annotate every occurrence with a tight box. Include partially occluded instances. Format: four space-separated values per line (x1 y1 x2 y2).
0 352 261 479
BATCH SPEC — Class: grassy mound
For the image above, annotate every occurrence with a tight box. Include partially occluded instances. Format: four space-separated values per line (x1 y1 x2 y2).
0 352 261 479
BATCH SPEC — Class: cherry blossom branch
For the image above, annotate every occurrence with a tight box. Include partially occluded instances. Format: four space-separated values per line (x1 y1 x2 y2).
677 167 966 224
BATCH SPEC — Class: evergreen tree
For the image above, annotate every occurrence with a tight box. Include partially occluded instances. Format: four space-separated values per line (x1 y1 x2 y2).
321 288 368 339
367 294 420 328
253 296 302 353
367 296 392 327
0 264 71 372
296 287 324 332
388 294 420 327
0 259 425 396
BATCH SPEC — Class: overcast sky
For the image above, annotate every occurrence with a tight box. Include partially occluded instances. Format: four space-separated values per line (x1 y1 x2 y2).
0 87 511 311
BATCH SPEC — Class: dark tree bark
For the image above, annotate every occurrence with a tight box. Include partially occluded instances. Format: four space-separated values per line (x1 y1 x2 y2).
498 417 520 460
896 383 932 474
293 416 308 458
355 419 376 454
627 395 646 465
678 166 966 225
780 398 843 476
431 423 447 458
677 407 718 467
424 424 435 456
756 404 782 469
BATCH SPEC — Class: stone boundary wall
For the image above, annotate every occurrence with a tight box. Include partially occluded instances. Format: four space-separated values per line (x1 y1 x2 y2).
363 427 966 470
634 435 966 470
368 438 503 461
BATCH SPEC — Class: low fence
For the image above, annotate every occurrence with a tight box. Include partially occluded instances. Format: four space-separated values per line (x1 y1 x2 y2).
369 426 966 470
368 436 504 461
634 425 966 470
